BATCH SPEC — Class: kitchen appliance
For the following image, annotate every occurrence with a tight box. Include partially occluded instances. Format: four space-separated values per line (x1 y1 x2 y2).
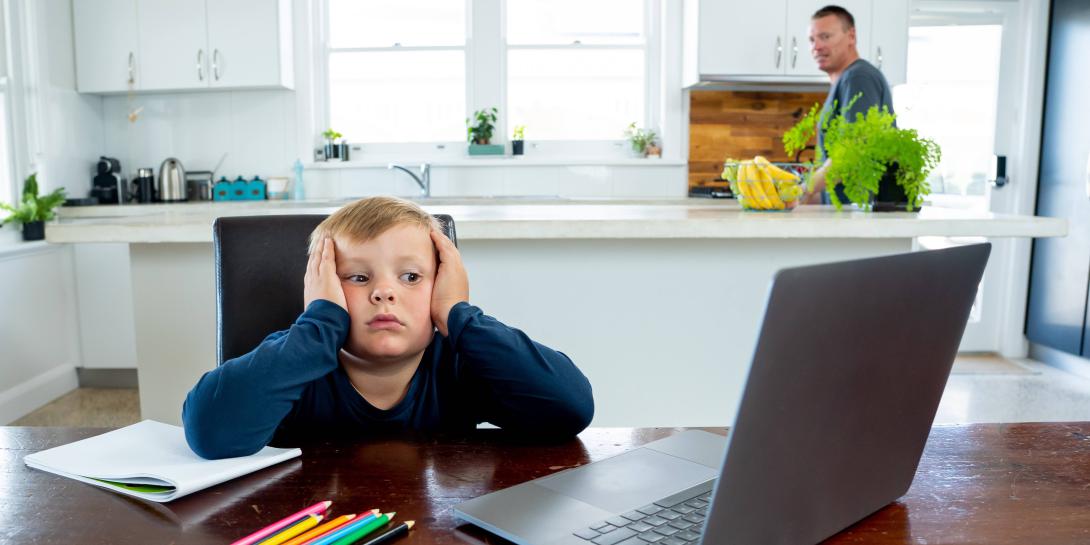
132 168 155 203
158 158 187 202
90 156 125 204
186 170 215 201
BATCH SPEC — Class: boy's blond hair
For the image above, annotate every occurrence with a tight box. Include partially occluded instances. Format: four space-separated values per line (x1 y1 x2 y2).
308 196 440 255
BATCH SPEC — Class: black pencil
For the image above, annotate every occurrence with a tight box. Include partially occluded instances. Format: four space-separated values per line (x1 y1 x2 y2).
354 520 413 545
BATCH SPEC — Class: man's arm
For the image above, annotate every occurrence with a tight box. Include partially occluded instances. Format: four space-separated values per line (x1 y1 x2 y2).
183 238 349 459
447 302 595 437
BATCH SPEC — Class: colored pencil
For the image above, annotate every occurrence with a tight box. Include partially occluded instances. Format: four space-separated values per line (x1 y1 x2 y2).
260 514 323 545
282 514 357 545
231 500 332 545
304 510 382 545
355 521 414 545
328 512 395 545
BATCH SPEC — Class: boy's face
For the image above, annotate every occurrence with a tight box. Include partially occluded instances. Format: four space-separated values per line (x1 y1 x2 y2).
334 224 436 363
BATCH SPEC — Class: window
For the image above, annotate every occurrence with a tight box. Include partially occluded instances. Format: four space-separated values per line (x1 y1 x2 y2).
893 25 1002 198
0 2 12 203
326 0 466 143
506 0 647 141
322 0 653 149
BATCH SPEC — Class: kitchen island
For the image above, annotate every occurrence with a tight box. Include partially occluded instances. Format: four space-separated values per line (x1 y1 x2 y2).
48 200 1066 426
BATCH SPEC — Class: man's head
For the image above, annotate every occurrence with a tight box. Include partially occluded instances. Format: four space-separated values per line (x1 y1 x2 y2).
809 5 859 77
310 196 441 363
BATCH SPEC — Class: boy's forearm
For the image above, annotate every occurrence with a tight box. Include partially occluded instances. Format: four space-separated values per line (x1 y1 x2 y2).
182 301 349 459
447 303 595 436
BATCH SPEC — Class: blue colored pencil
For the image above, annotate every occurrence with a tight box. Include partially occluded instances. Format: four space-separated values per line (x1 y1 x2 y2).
305 510 380 545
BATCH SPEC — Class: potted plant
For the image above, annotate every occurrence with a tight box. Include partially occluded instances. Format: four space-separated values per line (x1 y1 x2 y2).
1 173 67 241
321 128 343 160
511 124 526 156
624 122 658 158
783 98 941 211
467 107 503 155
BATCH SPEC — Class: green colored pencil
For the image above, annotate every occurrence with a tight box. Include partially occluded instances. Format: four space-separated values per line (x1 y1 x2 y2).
328 512 394 545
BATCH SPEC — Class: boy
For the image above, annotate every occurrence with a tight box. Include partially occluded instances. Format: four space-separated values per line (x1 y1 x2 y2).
183 197 594 459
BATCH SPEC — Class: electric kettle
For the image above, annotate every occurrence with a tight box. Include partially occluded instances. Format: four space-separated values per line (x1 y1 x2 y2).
158 157 187 202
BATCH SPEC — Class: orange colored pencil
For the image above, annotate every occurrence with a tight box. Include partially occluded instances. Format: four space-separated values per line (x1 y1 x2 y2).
282 513 358 545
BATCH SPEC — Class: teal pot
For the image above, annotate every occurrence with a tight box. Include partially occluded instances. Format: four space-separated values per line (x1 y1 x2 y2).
468 144 504 156
22 220 45 241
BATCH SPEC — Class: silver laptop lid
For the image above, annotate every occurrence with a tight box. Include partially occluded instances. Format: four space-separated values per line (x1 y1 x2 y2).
702 243 991 544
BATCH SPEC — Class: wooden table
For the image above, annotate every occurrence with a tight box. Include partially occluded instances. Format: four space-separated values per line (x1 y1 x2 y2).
3 424 1090 544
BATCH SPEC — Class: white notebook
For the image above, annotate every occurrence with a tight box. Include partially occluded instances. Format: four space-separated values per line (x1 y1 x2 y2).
23 420 301 502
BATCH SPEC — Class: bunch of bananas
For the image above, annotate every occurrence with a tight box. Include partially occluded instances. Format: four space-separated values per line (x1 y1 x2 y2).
721 156 804 211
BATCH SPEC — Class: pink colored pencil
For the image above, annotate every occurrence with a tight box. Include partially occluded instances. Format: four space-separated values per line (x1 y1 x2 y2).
231 500 332 545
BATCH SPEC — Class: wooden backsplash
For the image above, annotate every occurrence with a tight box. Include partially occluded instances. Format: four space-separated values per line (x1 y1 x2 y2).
688 90 827 187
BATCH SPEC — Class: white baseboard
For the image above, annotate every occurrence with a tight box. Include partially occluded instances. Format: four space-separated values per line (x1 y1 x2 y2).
0 364 79 424
1029 343 1090 381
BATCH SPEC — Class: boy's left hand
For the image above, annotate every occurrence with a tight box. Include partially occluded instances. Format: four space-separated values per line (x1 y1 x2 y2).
430 228 469 337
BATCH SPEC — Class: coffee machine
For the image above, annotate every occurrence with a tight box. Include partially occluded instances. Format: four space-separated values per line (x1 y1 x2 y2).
90 156 126 204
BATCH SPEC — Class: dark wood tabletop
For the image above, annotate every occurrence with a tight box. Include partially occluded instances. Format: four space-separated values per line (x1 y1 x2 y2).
3 423 1090 545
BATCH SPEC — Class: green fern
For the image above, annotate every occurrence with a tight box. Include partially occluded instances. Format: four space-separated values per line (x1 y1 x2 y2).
1 173 67 225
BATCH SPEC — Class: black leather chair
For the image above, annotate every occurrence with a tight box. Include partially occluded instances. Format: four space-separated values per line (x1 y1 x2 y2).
213 214 457 365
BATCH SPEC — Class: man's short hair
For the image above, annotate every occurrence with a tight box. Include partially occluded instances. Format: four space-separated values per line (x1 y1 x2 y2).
812 5 855 30
308 195 440 255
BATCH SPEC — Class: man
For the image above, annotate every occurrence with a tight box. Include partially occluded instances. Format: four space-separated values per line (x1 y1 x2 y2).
803 5 895 204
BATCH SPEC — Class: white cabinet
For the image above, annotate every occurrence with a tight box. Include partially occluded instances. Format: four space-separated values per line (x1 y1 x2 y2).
73 0 140 93
137 0 209 90
206 0 293 89
869 0 909 86
72 0 293 93
684 0 904 85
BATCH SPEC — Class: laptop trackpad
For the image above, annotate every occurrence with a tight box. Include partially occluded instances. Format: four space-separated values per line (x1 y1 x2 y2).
536 448 718 513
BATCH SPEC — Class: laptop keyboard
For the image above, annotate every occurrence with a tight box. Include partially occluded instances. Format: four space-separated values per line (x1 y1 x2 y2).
572 480 715 545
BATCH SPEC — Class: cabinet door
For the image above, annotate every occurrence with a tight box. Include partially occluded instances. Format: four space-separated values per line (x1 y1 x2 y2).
73 0 140 92
868 0 908 86
1025 0 1090 356
207 0 293 89
698 0 787 77
136 0 209 90
786 0 872 78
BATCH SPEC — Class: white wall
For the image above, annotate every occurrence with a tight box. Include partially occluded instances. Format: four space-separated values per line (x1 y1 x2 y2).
0 244 80 424
23 0 104 197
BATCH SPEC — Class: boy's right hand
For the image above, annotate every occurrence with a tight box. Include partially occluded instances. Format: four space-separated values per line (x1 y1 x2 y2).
303 237 347 311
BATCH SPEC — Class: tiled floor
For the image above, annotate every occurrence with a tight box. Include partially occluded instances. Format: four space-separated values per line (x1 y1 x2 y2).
10 357 1090 427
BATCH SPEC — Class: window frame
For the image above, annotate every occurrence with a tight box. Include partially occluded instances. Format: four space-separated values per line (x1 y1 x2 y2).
315 0 660 160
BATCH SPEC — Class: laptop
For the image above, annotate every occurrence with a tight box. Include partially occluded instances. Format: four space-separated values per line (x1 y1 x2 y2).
455 243 991 545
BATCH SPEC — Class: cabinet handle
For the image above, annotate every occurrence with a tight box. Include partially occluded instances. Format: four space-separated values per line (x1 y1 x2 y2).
127 52 135 85
791 37 798 69
197 49 205 81
775 36 782 69
212 49 221 81
876 46 883 70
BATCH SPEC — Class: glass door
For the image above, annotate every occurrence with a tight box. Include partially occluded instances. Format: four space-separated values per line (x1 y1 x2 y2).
892 0 1033 352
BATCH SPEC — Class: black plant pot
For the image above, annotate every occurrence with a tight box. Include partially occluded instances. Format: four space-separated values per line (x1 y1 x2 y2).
512 140 524 155
338 143 350 161
873 163 920 212
325 142 340 160
22 221 45 241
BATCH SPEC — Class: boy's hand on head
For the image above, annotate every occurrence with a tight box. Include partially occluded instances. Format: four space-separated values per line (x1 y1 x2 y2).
303 237 347 311
430 228 469 337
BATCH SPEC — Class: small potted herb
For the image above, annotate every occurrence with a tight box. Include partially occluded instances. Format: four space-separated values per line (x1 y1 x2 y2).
624 122 658 158
321 128 344 160
1 173 67 241
467 107 503 155
784 97 941 211
511 125 526 156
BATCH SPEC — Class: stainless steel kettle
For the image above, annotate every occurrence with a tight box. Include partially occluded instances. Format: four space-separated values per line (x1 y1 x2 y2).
158 157 187 202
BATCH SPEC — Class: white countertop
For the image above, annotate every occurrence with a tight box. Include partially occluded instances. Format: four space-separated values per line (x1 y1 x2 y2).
46 199 1067 243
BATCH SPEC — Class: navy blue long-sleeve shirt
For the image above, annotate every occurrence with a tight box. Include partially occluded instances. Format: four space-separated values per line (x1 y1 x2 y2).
182 301 594 459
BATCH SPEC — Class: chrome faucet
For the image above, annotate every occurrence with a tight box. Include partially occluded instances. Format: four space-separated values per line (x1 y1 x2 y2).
387 163 431 198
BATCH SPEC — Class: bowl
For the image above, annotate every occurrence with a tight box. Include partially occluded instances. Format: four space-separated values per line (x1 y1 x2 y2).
722 160 808 211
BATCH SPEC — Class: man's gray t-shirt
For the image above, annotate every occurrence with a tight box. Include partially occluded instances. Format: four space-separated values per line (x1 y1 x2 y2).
817 58 894 161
